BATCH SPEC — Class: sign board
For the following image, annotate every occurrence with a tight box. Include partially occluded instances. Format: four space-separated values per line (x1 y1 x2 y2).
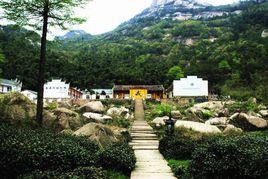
173 76 208 97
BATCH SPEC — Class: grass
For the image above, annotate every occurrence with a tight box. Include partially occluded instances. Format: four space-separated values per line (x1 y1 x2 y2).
167 159 190 179
107 170 129 179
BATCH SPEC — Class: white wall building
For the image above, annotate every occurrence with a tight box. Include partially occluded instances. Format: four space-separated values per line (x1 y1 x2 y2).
173 76 208 97
83 89 113 100
21 90 37 102
44 79 70 101
0 79 22 93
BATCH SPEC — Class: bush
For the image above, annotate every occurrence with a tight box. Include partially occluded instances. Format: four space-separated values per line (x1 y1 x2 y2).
44 102 58 110
23 166 107 179
159 135 200 160
226 100 260 114
105 116 131 128
0 124 99 178
168 160 190 179
98 142 136 175
190 134 268 178
151 104 172 118
159 128 210 160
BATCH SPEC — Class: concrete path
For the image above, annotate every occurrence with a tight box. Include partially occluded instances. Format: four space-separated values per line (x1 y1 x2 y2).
130 100 176 179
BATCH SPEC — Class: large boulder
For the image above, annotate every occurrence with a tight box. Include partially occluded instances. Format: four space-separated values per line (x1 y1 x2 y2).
231 112 268 130
259 110 268 117
193 101 224 110
182 113 204 123
79 101 105 113
83 112 112 123
0 92 36 123
107 106 129 116
152 116 169 126
187 101 230 118
175 120 221 133
74 123 117 148
205 117 228 125
171 110 182 119
223 124 243 134
54 108 82 130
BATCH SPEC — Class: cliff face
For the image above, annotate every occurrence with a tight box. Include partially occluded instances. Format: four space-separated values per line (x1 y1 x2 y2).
132 0 234 21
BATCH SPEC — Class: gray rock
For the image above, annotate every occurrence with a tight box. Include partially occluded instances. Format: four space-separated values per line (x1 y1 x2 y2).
223 124 243 134
74 123 117 148
107 106 129 116
229 113 239 120
171 110 182 119
237 113 268 129
175 120 221 133
259 110 268 117
152 116 169 126
83 112 112 123
205 117 228 125
79 101 105 113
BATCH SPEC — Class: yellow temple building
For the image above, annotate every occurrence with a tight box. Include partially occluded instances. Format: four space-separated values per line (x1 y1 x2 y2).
113 85 164 100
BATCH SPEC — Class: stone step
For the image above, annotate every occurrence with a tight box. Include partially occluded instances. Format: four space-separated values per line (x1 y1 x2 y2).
131 173 176 179
130 141 159 145
131 133 157 137
132 137 158 141
132 146 159 150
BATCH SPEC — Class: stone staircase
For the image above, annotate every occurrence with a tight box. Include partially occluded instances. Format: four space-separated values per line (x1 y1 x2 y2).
130 100 176 179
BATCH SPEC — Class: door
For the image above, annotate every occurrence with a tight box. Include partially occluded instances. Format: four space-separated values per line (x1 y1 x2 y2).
130 89 147 100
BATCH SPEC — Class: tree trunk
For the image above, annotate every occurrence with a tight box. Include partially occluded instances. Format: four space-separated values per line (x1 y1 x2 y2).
36 3 49 126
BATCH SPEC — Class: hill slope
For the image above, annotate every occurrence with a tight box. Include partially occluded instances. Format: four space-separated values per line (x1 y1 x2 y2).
0 1 268 102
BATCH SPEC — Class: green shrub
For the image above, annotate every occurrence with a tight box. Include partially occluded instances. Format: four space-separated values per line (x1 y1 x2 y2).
151 104 172 118
98 142 136 175
190 134 268 178
201 110 214 119
0 124 99 178
168 160 191 179
159 128 210 160
23 166 107 179
226 101 260 113
45 102 58 110
105 117 131 128
159 135 200 160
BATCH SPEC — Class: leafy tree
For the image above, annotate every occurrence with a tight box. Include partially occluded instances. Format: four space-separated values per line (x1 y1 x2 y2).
0 49 5 77
167 66 184 81
0 0 90 126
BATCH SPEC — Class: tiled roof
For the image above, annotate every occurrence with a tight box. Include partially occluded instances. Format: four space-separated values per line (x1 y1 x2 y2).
113 85 164 91
0 79 22 86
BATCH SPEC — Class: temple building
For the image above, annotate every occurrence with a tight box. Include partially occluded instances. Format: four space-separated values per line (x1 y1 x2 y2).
113 85 164 100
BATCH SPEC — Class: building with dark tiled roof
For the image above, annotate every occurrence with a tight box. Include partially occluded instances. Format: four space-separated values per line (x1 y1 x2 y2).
0 79 22 93
113 85 164 100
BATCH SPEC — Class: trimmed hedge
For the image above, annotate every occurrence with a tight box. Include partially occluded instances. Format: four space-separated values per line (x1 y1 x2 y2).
0 124 99 177
159 128 208 160
98 142 136 175
22 166 107 179
190 133 268 178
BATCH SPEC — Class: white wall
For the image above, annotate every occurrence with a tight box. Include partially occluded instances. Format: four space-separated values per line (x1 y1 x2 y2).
44 79 70 99
21 90 37 102
173 76 208 97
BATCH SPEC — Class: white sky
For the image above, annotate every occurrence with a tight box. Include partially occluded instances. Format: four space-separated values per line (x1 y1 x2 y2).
1 0 239 37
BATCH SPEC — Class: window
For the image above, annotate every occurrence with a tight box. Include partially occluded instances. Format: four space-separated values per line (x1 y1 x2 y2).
7 86 12 92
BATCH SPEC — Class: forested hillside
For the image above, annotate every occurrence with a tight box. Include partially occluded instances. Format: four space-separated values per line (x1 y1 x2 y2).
0 1 267 102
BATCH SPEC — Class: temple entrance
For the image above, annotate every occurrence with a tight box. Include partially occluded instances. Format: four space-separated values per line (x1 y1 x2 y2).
130 89 147 100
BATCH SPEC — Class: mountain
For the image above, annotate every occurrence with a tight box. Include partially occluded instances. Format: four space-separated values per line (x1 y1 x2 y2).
1 1 268 103
56 30 91 40
132 0 241 21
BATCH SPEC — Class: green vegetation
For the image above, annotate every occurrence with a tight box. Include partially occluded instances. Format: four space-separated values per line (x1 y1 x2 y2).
0 123 135 178
159 128 268 178
168 160 190 179
105 116 132 128
0 2 267 103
